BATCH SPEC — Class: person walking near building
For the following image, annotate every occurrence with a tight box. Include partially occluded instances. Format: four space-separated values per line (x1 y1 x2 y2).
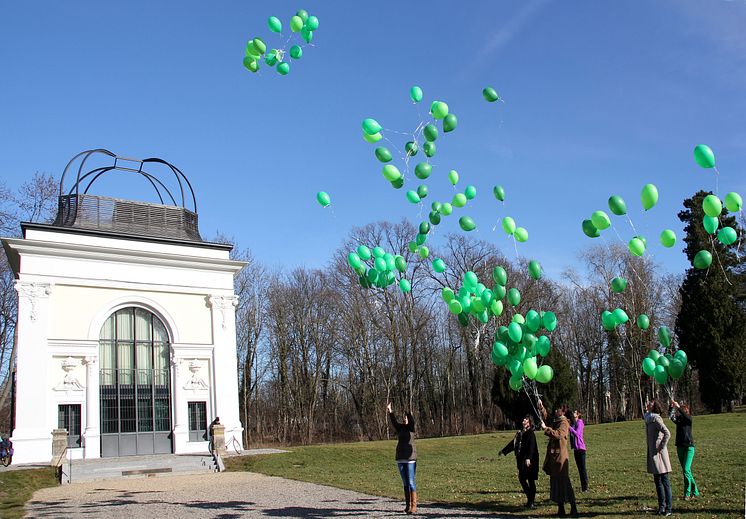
568 409 588 492
500 414 540 508
388 402 417 514
645 400 673 516
539 401 578 517
669 400 700 500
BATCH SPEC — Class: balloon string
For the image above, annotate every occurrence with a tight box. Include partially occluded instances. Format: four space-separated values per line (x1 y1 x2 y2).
709 233 733 286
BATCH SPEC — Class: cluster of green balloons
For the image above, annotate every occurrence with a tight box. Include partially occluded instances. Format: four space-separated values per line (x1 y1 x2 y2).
243 9 318 75
600 277 651 330
347 244 411 293
582 185 676 258
500 216 529 242
642 346 688 385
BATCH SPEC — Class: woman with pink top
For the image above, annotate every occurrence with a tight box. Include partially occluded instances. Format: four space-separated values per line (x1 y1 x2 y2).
568 410 588 492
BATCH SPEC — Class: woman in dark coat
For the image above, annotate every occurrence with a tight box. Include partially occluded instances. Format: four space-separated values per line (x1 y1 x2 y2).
387 402 417 514
539 401 578 517
500 414 539 508
669 400 700 500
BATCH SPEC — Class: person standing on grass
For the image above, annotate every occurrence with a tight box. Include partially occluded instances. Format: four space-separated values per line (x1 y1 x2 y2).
669 400 700 500
568 409 589 492
387 402 417 514
645 400 673 516
539 401 578 517
500 414 539 509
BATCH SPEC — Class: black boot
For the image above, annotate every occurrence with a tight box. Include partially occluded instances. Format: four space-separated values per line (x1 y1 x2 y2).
558 503 566 517
404 489 410 513
570 501 579 517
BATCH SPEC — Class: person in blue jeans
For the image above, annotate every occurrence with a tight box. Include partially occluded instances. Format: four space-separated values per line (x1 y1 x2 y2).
388 402 417 514
645 400 672 516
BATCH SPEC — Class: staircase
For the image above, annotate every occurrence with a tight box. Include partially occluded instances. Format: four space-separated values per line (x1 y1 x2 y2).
60 453 218 484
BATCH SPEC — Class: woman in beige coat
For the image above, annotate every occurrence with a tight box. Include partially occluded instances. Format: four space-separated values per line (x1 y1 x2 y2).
645 400 672 516
539 401 578 517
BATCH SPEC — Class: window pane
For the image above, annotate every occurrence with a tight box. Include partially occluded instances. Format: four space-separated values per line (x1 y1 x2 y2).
153 318 168 343
116 309 134 341
136 342 152 372
99 315 115 340
135 308 152 341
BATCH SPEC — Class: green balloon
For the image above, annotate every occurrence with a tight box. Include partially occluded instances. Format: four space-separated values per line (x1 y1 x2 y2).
441 202 453 215
535 365 554 384
718 226 737 245
702 194 722 217
463 271 478 288
390 177 404 189
483 87 499 102
374 256 387 272
493 185 506 202
637 314 650 330
693 250 712 270
536 335 551 357
648 349 660 362
290 15 304 32
245 40 261 57
507 288 521 307
459 216 476 232
432 258 446 273
464 185 477 200
448 170 459 186
613 308 629 324
724 192 743 212
423 142 436 158
654 365 668 385
375 147 392 163
660 229 677 248
702 215 719 234
693 144 715 169
542 311 557 332
448 299 463 315
628 237 646 257
525 310 541 332
523 357 539 380
674 349 688 365
601 311 616 330
582 219 600 238
528 260 542 280
417 185 429 199
394 256 407 273
591 210 611 231
415 162 432 179
399 279 411 293
305 15 319 30
243 56 259 72
264 50 278 67
418 246 429 259
509 374 523 391
382 164 401 182
424 124 438 142
252 37 267 55
608 195 627 216
357 245 371 260
443 113 458 132
493 341 509 359
406 190 421 204
502 217 516 235
471 297 485 313
493 266 507 286
452 193 467 207
431 101 449 120
668 359 684 380
490 299 504 316
268 16 283 32
657 326 671 347
611 277 627 293
290 45 302 59
508 322 523 343
641 184 659 211
296 9 309 21
442 287 455 303
301 27 313 43
514 227 528 243
362 118 382 136
316 191 330 207
363 131 382 143
410 86 423 103
429 211 441 225
407 241 417 253
642 357 656 377
347 252 361 269
372 246 385 258
512 314 525 325
277 61 291 76
366 268 379 283
405 141 418 157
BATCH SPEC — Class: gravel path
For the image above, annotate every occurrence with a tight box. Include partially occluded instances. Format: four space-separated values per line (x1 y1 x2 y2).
26 472 505 518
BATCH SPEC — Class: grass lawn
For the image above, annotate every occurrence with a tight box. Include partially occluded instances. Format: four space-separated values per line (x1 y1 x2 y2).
226 410 745 518
0 467 58 519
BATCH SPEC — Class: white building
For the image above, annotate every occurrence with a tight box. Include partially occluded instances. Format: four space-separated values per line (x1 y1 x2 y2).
1 150 246 463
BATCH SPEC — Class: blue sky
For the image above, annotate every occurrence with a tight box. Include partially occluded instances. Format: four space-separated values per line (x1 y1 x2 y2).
1 0 744 279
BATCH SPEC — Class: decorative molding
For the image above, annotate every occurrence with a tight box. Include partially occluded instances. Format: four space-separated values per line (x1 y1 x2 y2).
183 359 209 391
15 281 53 321
53 357 85 392
208 295 238 330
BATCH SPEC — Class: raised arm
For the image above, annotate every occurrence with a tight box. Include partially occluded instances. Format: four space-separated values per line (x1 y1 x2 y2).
501 435 516 456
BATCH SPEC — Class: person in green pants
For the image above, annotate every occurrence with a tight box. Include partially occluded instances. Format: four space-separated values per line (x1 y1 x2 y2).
669 400 700 499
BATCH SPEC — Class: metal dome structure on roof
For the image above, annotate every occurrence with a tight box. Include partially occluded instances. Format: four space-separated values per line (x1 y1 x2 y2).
52 149 203 242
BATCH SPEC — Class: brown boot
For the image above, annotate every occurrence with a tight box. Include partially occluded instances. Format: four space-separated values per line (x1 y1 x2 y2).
409 491 417 514
404 489 411 513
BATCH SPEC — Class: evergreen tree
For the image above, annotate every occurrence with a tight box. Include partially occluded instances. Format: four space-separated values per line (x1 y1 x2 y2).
675 191 746 411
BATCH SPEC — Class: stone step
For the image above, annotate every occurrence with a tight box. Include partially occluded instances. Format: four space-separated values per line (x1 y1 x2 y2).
60 454 217 484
